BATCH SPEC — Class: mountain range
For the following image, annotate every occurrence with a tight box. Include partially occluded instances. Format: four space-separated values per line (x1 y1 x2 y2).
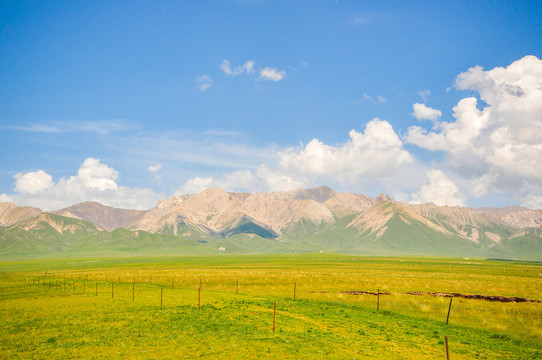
1 186 541 261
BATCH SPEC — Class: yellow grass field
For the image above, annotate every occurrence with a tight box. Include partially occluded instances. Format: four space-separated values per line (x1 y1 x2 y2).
1 254 541 359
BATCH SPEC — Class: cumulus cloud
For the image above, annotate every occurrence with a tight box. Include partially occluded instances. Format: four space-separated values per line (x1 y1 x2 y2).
410 169 465 206
412 103 442 122
176 119 412 194
277 118 412 184
176 176 215 195
14 170 54 195
196 75 212 92
2 158 162 210
176 166 303 195
406 55 542 198
259 67 286 82
75 158 119 191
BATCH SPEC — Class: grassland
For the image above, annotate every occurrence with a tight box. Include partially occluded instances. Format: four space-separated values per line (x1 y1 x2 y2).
1 254 541 359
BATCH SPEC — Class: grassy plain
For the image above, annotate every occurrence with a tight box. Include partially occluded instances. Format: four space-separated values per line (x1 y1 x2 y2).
1 254 541 359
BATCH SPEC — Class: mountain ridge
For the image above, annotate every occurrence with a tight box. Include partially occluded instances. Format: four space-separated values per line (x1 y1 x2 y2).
1 186 541 260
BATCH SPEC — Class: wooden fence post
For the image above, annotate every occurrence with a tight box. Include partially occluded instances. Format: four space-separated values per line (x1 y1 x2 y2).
446 297 453 325
132 283 135 302
377 289 380 311
273 301 276 332
445 336 450 360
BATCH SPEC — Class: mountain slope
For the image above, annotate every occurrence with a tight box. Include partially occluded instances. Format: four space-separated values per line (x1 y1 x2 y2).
0 202 42 227
54 201 148 231
0 212 216 258
1 187 541 261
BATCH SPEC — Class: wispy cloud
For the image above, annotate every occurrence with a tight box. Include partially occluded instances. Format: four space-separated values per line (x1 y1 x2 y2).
148 164 163 181
107 129 280 171
4 123 61 133
148 164 162 173
354 93 387 105
219 59 287 83
3 120 133 135
219 59 255 76
196 74 212 92
350 15 370 26
202 129 244 137
419 90 431 102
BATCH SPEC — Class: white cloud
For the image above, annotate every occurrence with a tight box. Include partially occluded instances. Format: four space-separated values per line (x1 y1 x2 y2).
176 176 214 195
521 194 542 209
406 55 542 198
4 124 61 133
175 119 414 195
2 158 162 210
412 103 442 122
148 164 162 173
73 158 118 191
219 59 286 83
410 169 465 206
4 120 132 135
219 59 233 75
196 75 212 92
219 60 255 76
14 170 54 195
256 165 305 191
355 93 387 104
259 67 286 82
277 118 412 184
419 90 431 102
148 164 162 181
176 166 303 195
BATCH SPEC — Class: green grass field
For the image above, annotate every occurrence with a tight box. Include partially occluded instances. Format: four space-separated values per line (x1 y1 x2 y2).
1 254 541 359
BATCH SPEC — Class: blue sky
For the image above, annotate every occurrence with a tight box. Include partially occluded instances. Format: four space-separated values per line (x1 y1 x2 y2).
1 0 541 210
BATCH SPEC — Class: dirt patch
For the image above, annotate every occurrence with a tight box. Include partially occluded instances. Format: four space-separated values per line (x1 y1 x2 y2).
341 290 391 296
309 291 328 293
405 291 540 303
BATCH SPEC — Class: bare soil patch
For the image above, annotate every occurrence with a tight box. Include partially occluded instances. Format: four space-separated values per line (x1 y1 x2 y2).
405 291 540 303
341 290 391 296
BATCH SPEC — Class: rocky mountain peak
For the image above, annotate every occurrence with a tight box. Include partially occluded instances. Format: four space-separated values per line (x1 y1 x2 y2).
0 202 42 227
54 201 147 231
